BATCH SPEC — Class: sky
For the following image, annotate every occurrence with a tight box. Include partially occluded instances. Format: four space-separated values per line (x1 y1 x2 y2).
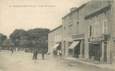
0 0 90 36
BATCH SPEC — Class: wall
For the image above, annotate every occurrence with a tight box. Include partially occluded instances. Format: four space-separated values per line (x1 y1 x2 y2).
111 0 115 63
62 0 115 62
83 0 113 63
48 26 62 54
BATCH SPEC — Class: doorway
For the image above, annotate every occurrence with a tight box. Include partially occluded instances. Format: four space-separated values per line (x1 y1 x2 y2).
89 42 102 61
73 41 80 58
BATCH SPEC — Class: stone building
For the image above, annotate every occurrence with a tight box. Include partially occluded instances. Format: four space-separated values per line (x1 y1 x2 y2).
62 0 115 63
84 0 113 63
48 0 115 64
48 25 63 55
62 4 88 59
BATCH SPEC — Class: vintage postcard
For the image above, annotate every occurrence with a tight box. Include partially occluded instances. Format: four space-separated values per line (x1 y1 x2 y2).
0 0 115 71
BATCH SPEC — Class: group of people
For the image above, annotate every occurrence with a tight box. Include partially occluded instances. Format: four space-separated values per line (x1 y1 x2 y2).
32 48 46 60
53 49 62 56
32 39 48 61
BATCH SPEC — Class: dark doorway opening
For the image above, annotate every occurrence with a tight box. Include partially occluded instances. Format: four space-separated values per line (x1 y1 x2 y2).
68 49 73 56
89 42 102 61
74 42 80 58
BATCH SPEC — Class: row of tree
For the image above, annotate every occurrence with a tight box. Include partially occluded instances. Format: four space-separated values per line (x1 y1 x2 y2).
0 28 50 53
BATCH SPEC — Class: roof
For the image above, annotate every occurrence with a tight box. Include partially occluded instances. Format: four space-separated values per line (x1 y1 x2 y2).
85 5 111 19
62 2 88 19
49 25 62 33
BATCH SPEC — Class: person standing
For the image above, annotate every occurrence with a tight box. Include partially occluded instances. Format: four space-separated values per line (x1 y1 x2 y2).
10 47 14 55
41 50 45 60
41 43 47 60
33 48 38 60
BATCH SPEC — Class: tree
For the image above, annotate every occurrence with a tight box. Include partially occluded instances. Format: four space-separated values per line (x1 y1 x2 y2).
10 29 29 47
0 33 7 46
27 28 49 53
9 28 49 53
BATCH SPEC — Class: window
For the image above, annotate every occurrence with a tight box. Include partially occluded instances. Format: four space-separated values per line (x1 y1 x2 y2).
69 24 72 27
102 12 108 34
89 25 92 37
77 22 79 24
76 22 79 34
68 23 73 35
64 26 66 29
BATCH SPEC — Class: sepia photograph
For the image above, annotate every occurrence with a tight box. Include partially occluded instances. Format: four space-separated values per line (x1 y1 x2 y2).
0 0 115 71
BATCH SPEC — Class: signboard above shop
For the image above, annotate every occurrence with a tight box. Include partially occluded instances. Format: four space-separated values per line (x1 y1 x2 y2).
72 34 85 40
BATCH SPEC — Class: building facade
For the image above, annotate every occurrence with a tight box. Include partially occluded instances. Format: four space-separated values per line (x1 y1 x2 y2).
62 4 88 59
84 0 112 63
48 0 115 64
62 0 115 63
48 25 63 55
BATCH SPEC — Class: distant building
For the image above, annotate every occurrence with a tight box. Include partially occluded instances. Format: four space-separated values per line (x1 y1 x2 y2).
48 25 63 55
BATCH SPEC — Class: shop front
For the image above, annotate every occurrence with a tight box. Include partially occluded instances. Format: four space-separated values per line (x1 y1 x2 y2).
68 34 85 58
68 41 80 57
89 41 102 61
88 35 108 63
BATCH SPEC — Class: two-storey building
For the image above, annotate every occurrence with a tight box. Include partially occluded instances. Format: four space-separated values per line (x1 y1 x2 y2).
62 0 115 63
48 25 63 55
84 0 113 63
48 0 115 64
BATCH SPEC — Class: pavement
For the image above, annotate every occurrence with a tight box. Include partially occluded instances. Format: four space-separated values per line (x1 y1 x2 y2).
0 50 114 71
64 57 115 71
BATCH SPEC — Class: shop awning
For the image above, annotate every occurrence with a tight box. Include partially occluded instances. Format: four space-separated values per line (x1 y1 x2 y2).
53 43 60 50
68 41 80 49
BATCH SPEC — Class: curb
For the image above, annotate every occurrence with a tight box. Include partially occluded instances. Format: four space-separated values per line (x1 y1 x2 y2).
63 57 115 71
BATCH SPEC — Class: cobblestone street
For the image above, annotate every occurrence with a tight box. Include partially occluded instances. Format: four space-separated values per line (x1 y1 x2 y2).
0 51 114 71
